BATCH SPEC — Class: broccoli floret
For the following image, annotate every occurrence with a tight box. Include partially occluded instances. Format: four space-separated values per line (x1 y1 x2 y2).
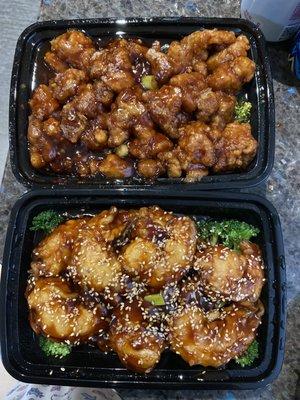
197 219 259 250
234 101 252 123
39 336 71 358
141 75 158 90
235 339 259 367
30 210 64 233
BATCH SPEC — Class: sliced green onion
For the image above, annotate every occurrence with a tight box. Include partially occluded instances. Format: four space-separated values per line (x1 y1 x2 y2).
144 293 165 306
141 75 158 90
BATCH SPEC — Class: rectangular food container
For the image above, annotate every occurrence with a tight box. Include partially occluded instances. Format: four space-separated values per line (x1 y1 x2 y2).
10 17 274 190
1 190 285 389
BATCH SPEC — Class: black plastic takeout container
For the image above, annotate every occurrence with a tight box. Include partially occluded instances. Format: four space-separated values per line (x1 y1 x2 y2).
10 17 275 190
1 190 285 389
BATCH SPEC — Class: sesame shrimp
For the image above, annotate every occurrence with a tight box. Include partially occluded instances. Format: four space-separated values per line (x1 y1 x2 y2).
27 277 106 342
194 241 265 302
120 207 197 288
168 300 264 367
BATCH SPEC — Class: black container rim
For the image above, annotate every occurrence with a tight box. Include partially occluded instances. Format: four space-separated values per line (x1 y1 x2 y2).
9 16 275 190
1 190 286 389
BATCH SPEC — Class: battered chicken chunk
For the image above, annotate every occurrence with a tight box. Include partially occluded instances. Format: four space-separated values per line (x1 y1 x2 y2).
121 207 197 288
145 47 173 83
93 80 115 106
137 159 165 179
99 154 134 179
29 84 59 121
207 35 251 71
143 85 187 139
44 51 68 73
109 299 165 373
106 87 146 147
170 72 207 113
60 101 88 143
81 115 108 150
168 301 264 367
31 218 88 277
49 30 95 71
194 242 264 302
50 68 88 102
27 277 106 341
207 56 255 94
90 42 135 92
213 122 258 172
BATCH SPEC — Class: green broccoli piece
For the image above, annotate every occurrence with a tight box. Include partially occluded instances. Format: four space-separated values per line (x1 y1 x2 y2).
197 219 259 250
30 210 64 233
235 339 259 367
234 101 252 123
141 75 158 90
39 336 71 358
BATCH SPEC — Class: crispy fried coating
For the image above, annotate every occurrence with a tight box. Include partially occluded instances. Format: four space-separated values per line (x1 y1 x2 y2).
44 51 69 73
121 207 197 288
213 122 257 172
50 68 88 102
145 47 173 83
207 56 255 93
194 242 264 302
109 299 165 373
207 35 250 71
27 277 105 341
31 218 88 277
29 84 59 121
168 301 264 367
137 159 165 179
99 154 134 179
49 30 95 71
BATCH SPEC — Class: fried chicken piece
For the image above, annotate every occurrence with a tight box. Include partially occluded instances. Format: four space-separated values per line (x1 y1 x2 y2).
73 83 103 119
170 72 207 113
42 116 62 139
192 60 208 75
167 40 193 74
143 85 186 139
168 301 264 367
137 159 165 179
90 43 135 92
60 102 88 143
196 89 236 130
194 242 264 302
182 29 236 55
49 30 95 71
109 299 165 373
44 51 68 73
99 154 134 179
28 117 57 168
145 47 173 83
107 87 146 147
121 207 197 288
50 68 88 102
31 218 88 277
93 80 114 106
27 277 106 341
213 122 257 172
29 84 59 121
207 56 255 93
129 125 173 159
81 115 108 150
207 35 250 71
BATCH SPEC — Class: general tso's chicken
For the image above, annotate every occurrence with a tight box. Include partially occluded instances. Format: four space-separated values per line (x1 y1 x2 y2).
207 56 255 94
93 80 114 106
27 277 106 341
159 121 217 182
47 30 96 71
129 125 173 159
109 299 165 373
90 42 135 92
44 51 68 73
99 154 134 179
167 40 193 75
168 301 264 367
170 72 207 113
60 101 88 143
207 35 251 71
81 115 108 150
143 85 189 139
106 87 146 147
194 242 264 302
29 84 59 121
31 218 88 277
137 159 165 179
213 122 258 172
50 68 88 103
121 207 197 288
145 47 173 83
